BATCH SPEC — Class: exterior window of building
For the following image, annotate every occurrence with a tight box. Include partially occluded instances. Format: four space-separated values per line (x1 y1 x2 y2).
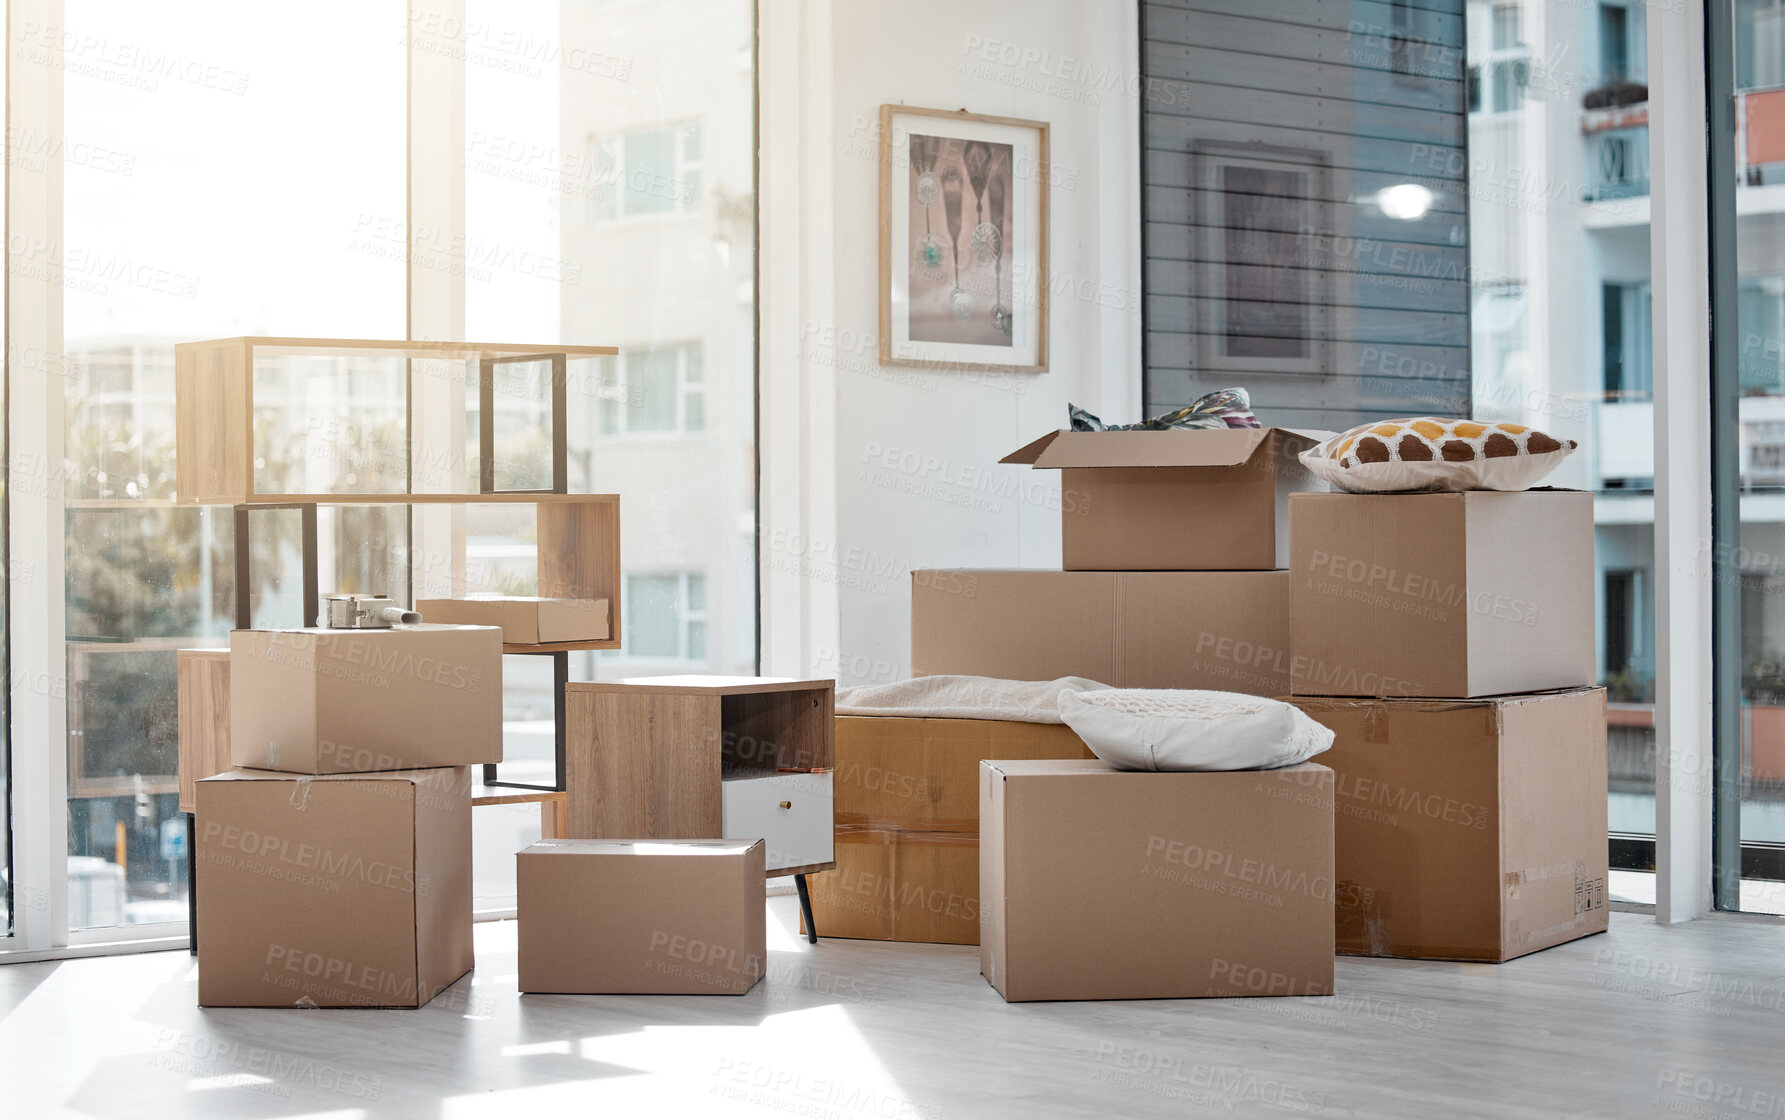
597 346 706 436
1466 0 1656 903
1738 0 1785 90
625 573 707 661
1599 3 1630 82
1602 282 1653 400
1473 4 1529 114
591 124 703 221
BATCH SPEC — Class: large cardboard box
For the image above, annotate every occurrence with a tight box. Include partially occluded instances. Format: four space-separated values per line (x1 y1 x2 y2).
195 766 473 1008
415 596 609 644
230 624 502 773
911 569 1291 695
1288 688 1609 961
809 717 1095 944
518 839 766 995
1001 427 1329 570
1288 490 1595 698
980 759 1334 1002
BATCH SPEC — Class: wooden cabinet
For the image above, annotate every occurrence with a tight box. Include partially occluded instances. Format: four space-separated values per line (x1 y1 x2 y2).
564 676 837 877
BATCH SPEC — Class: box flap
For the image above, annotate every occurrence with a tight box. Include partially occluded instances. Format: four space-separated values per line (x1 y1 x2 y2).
1008 428 1272 469
197 767 437 786
1000 430 1064 465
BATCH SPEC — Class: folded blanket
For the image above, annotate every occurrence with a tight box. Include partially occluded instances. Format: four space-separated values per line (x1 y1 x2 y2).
836 674 1112 724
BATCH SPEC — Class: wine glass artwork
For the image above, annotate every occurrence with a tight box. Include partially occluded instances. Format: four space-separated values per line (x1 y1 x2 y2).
881 105 1047 371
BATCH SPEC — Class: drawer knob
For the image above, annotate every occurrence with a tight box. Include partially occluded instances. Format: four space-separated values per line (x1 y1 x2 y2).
778 800 793 810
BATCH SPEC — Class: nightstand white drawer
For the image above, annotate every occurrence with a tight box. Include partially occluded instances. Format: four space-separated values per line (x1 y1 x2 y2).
721 772 833 872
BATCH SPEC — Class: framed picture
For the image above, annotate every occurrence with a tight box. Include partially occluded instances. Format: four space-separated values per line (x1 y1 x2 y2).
1193 140 1331 377
879 104 1049 372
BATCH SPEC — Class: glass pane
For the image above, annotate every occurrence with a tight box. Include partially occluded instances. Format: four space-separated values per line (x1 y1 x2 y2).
488 358 556 491
252 354 409 495
1731 0 1785 914
1466 1 1656 902
465 0 757 689
626 350 679 432
61 0 405 929
623 130 677 216
627 575 682 657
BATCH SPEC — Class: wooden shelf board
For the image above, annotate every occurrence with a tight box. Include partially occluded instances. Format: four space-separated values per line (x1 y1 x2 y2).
502 639 621 654
177 336 618 359
185 492 620 507
771 861 836 878
565 676 835 696
473 789 566 808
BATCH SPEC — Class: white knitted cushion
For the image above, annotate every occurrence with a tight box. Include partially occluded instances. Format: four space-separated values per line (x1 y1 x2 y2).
1057 688 1334 772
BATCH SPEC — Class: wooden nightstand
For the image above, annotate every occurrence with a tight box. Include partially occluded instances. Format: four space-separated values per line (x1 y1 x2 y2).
563 675 836 941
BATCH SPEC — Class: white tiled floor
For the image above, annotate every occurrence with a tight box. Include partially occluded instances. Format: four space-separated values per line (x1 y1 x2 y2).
4 899 1783 1119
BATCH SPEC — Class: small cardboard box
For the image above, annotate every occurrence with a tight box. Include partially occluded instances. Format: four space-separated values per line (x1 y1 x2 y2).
1288 688 1609 961
518 839 766 995
230 624 502 773
980 759 1334 1002
1002 427 1330 570
1288 489 1595 698
912 569 1292 696
195 766 473 1008
415 596 609 644
809 717 1095 944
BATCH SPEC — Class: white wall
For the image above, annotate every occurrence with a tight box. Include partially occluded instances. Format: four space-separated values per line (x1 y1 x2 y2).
762 0 1143 686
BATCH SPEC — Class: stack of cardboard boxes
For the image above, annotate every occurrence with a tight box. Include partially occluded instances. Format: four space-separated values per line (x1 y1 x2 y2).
1284 490 1610 961
192 624 503 1008
816 426 1343 1001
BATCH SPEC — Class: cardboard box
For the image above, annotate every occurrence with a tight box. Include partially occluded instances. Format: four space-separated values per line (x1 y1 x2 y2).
809 717 1095 944
1288 490 1595 698
1002 427 1329 570
1288 688 1609 961
415 596 609 644
980 758 1334 1002
517 839 765 995
230 624 502 773
195 766 473 1008
911 569 1291 696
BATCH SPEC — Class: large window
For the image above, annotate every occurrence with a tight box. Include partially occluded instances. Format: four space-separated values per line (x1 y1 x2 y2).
1718 0 1785 914
1464 0 1657 903
55 0 405 933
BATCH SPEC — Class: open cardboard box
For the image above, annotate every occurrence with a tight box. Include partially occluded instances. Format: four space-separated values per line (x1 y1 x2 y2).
1002 426 1331 570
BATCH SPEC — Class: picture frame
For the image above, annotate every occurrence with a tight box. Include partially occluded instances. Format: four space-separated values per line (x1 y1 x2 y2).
879 104 1049 372
1192 139 1332 377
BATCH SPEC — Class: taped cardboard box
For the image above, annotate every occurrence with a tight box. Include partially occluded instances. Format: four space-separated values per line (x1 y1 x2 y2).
518 839 765 995
195 766 473 1008
911 569 1291 696
1288 490 1595 698
1288 687 1609 962
1002 427 1330 570
981 759 1334 1002
415 596 609 644
230 624 502 773
808 717 1095 944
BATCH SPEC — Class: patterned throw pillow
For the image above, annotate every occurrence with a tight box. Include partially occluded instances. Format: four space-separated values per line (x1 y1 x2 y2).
1298 417 1578 493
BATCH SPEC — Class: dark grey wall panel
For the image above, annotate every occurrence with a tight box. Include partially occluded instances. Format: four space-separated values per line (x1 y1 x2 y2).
1141 0 1471 430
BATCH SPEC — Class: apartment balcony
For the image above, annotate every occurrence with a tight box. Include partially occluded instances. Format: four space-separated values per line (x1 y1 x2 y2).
1581 97 1650 203
1580 87 1785 205
1597 395 1785 490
